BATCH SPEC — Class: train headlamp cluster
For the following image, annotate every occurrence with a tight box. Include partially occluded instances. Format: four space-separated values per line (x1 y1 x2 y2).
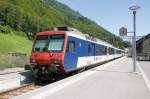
53 60 61 64
31 59 36 63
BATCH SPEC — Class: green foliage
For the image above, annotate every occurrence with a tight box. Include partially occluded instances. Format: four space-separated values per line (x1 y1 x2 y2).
0 0 125 48
123 41 132 48
0 25 12 34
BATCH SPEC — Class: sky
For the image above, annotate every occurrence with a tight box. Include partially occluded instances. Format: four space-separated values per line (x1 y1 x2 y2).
58 0 149 36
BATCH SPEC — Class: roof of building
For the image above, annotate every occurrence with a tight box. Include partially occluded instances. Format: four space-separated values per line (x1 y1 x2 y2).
136 33 150 45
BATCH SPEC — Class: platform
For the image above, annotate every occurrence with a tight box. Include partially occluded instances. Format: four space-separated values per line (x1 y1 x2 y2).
0 70 34 92
138 61 150 81
0 67 24 75
12 57 150 99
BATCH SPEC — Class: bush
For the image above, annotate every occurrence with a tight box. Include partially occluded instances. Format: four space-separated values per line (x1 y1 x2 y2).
0 25 27 37
0 25 13 34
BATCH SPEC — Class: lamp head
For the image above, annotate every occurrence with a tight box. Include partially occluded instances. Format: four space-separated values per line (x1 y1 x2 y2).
129 6 140 11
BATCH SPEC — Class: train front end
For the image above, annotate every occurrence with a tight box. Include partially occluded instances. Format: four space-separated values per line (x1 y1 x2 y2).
30 31 67 80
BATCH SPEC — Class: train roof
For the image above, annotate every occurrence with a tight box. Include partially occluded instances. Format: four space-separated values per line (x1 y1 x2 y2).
65 29 120 50
37 27 123 51
67 31 110 46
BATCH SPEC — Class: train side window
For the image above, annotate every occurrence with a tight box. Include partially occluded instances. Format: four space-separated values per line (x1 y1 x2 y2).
67 41 75 52
96 46 100 54
109 48 112 55
104 47 107 55
88 45 91 53
109 48 114 55
100 46 105 55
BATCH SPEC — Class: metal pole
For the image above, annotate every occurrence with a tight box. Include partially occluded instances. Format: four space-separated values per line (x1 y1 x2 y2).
129 5 140 72
133 11 136 72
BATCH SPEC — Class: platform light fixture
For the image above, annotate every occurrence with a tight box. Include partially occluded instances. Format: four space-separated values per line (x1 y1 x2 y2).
129 5 140 72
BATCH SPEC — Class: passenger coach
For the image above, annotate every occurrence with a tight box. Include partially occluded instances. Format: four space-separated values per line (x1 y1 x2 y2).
29 27 124 80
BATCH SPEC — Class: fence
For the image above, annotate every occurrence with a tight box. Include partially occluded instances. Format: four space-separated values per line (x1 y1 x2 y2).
0 53 29 70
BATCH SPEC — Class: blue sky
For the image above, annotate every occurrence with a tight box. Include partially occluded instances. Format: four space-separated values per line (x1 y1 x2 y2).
58 0 149 36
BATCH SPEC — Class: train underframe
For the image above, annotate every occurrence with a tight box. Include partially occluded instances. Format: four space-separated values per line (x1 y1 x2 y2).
29 64 64 80
26 56 123 81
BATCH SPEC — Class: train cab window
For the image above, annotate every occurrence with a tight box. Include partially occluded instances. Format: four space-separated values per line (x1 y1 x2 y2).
67 41 76 52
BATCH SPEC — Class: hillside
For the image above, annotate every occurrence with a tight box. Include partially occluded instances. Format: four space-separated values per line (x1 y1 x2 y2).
0 25 32 53
0 0 125 48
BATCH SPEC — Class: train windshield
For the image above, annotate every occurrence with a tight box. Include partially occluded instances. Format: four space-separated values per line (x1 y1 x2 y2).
47 34 64 52
34 34 64 52
34 35 48 52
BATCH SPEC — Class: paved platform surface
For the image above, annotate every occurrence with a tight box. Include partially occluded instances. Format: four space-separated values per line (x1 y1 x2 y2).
138 61 150 82
0 70 34 92
0 67 24 75
12 57 150 99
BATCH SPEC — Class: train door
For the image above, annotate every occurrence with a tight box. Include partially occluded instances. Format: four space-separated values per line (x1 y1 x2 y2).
91 44 96 62
87 43 95 65
104 47 109 61
64 38 78 70
114 49 117 59
107 47 110 60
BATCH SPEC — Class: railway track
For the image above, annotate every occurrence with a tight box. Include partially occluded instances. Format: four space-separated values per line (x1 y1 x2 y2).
0 83 41 99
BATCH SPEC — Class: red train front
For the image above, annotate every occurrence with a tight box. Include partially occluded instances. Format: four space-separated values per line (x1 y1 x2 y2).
30 31 67 80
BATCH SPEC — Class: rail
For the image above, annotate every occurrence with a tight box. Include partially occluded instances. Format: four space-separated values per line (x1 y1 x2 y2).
0 83 40 99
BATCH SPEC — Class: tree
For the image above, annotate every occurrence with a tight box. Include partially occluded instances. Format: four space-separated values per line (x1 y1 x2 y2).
123 41 132 48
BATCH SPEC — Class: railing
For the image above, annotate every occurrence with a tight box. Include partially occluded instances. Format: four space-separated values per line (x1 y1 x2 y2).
137 53 150 61
0 52 29 70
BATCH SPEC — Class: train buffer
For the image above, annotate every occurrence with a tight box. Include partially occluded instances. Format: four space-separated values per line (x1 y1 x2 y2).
12 57 150 99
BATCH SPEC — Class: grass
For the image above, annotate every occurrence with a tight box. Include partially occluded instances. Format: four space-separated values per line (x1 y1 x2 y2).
0 25 32 69
0 33 32 54
0 32 32 69
0 33 32 70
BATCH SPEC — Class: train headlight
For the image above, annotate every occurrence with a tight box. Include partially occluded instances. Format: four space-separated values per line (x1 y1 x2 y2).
30 60 37 65
32 60 36 63
53 60 61 64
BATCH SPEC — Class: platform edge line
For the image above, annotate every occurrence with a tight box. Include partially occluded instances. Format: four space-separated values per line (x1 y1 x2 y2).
137 62 150 92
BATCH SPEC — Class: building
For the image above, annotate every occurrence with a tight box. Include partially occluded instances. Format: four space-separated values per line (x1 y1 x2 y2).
136 33 150 54
119 27 127 36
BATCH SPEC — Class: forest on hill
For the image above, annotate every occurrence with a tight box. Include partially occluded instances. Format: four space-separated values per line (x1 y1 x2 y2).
0 0 127 49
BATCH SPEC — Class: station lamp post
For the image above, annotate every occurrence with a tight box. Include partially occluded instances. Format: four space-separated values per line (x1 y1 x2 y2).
129 5 140 72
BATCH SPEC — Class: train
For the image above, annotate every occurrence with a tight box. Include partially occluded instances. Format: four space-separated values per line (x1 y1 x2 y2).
27 27 124 80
